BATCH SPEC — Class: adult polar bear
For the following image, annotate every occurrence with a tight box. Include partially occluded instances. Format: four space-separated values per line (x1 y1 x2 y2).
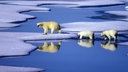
101 29 117 41
37 21 62 35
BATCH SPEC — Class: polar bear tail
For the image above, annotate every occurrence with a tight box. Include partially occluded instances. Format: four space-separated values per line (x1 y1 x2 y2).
58 25 61 30
58 25 62 33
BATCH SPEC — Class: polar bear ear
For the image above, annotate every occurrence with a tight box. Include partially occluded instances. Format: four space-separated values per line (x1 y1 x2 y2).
37 22 42 26
37 23 40 26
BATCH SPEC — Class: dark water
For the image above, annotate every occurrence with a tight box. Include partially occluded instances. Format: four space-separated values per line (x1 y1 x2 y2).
0 5 128 72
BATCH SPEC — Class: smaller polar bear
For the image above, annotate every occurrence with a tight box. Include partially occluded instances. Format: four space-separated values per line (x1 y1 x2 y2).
37 21 62 35
101 29 117 41
77 31 94 39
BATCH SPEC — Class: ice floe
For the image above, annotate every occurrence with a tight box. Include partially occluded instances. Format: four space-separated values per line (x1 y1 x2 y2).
0 32 78 40
0 22 20 28
105 11 128 16
61 21 128 32
0 4 50 23
0 36 36 57
0 66 43 72
104 11 128 21
64 0 124 8
118 42 128 46
0 0 124 7
0 2 50 28
125 6 128 10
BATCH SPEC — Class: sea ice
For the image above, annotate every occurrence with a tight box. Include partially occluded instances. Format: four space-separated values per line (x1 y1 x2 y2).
118 42 128 46
104 11 128 21
0 36 36 57
61 21 128 32
0 22 20 28
0 4 50 23
0 66 43 72
0 32 78 41
0 0 124 7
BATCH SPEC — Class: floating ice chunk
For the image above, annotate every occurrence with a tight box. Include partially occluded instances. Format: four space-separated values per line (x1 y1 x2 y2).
0 12 35 23
118 42 128 46
0 4 50 23
90 11 128 21
64 0 124 8
61 21 128 32
0 4 49 12
125 6 128 10
0 66 43 72
0 1 73 6
0 22 20 28
105 11 128 16
104 11 128 21
0 36 36 57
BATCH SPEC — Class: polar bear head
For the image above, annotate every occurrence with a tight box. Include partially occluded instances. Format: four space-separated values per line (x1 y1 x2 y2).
101 31 105 36
37 22 44 28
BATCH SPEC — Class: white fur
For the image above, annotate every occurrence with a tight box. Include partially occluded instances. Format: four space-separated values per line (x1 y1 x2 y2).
101 29 117 41
78 31 94 39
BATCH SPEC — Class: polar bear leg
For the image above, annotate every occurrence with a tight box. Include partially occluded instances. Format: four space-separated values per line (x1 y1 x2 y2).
51 42 54 46
51 28 54 34
80 35 83 39
44 28 48 35
89 36 93 39
58 30 62 34
112 35 117 42
106 35 111 40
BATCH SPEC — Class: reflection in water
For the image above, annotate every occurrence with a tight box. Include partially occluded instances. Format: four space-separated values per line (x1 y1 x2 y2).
78 39 94 48
38 41 62 53
101 40 117 51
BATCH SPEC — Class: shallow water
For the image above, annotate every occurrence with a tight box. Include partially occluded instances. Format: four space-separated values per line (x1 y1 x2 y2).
0 5 128 72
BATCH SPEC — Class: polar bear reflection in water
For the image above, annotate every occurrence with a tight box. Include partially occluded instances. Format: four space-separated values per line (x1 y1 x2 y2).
101 40 117 51
77 30 118 51
38 41 62 53
78 39 117 51
78 39 94 48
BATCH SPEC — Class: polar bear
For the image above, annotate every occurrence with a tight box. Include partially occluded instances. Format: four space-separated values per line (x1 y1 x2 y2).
101 41 117 51
78 39 94 48
37 21 62 35
38 41 62 53
101 29 117 41
77 31 94 39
